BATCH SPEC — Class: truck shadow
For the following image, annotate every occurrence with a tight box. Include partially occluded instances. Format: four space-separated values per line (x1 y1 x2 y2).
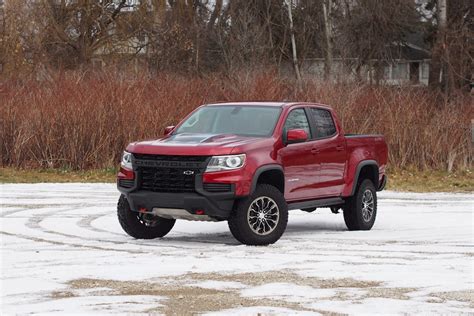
161 234 240 245
285 222 347 233
160 222 347 246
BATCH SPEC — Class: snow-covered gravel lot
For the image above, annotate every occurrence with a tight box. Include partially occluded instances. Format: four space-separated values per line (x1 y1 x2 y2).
1 183 473 315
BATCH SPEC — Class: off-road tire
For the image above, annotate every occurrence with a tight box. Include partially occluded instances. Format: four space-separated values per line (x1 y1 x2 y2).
343 179 377 230
117 195 175 239
228 184 288 245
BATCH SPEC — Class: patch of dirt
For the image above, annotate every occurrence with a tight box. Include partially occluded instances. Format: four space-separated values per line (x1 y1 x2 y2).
51 291 75 299
363 287 417 300
50 271 391 315
63 278 321 315
54 270 469 314
429 290 474 307
184 270 382 289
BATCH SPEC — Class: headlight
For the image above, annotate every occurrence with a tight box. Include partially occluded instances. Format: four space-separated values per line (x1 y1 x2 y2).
205 154 246 172
121 151 133 170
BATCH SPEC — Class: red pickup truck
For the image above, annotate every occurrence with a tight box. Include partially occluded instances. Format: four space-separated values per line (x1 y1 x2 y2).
117 102 388 245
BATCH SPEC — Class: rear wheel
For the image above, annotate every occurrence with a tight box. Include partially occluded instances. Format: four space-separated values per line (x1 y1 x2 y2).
343 179 377 230
117 195 175 239
228 184 288 245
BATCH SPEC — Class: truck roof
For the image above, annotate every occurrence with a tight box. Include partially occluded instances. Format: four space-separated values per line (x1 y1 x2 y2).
205 101 332 109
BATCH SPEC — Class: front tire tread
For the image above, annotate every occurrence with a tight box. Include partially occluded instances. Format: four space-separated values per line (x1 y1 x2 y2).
228 184 288 246
117 195 175 239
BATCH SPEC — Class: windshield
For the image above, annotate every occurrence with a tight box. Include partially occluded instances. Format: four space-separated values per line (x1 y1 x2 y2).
174 106 281 137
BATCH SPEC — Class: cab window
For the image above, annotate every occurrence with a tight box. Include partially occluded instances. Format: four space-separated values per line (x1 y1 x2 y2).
310 108 336 138
284 109 311 138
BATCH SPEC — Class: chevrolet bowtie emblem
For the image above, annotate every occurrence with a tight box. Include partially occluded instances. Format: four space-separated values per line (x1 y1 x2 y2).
183 170 194 175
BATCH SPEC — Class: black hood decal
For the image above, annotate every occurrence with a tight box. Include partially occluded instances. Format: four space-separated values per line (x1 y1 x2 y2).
162 133 238 144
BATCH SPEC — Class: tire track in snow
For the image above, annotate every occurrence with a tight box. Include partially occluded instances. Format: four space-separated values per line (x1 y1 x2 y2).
0 230 144 254
2 184 472 262
3 201 226 254
1 202 150 254
77 212 124 236
3 200 470 261
24 208 191 253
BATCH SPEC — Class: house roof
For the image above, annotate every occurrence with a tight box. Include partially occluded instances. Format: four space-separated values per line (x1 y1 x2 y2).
302 32 431 61
393 32 431 60
389 44 431 61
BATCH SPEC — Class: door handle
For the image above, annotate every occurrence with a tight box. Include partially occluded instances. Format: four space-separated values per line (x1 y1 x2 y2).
336 145 344 151
311 147 320 154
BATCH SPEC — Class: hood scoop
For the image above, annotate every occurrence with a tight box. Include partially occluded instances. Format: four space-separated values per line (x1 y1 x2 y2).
202 134 238 143
163 133 237 144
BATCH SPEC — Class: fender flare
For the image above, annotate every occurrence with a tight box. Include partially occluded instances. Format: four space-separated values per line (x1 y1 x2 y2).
350 160 379 196
250 164 284 195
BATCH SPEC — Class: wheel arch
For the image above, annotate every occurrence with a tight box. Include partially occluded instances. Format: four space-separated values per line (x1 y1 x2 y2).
250 164 285 195
350 160 379 196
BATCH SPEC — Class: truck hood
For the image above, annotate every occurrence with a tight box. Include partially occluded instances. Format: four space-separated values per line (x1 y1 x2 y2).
126 133 267 156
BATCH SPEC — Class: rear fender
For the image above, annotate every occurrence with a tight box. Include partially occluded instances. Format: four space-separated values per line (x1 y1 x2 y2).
349 160 379 196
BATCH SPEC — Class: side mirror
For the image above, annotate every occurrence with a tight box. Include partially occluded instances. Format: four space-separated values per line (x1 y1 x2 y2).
286 129 308 144
164 126 175 136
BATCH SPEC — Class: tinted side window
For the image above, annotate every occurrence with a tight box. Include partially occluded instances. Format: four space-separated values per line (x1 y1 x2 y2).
284 109 311 137
311 109 336 138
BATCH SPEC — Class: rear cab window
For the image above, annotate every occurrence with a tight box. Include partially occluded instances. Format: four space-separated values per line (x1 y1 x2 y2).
310 108 337 139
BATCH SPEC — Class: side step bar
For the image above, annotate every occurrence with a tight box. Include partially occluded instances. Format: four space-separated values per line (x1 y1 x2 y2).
288 197 345 211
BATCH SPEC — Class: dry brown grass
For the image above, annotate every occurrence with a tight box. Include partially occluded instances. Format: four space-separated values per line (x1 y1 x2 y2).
1 70 472 171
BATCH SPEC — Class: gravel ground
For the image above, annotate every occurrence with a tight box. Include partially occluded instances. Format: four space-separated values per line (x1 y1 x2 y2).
1 184 473 315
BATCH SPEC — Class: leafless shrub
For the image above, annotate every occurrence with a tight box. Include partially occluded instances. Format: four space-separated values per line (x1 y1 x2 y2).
0 70 471 171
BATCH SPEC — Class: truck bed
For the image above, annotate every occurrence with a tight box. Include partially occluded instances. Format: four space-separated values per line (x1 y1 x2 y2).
341 134 388 196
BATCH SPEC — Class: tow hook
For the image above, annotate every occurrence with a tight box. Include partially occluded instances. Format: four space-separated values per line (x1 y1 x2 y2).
330 206 341 214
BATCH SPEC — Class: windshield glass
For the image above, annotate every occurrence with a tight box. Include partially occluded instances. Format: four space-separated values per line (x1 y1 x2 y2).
174 106 281 137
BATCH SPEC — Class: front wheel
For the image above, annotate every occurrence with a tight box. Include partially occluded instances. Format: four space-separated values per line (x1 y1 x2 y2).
343 179 377 230
228 184 288 246
117 195 175 239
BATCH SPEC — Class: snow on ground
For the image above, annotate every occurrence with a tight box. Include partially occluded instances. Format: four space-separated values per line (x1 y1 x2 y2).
0 183 472 315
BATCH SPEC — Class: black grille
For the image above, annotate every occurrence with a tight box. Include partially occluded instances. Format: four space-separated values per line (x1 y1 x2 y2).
134 154 209 193
118 179 134 188
203 183 232 193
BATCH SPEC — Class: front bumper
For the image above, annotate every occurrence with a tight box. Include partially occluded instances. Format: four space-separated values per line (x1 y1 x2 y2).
118 174 236 220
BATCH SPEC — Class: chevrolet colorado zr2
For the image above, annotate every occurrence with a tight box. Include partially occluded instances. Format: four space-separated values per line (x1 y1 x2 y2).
117 102 388 245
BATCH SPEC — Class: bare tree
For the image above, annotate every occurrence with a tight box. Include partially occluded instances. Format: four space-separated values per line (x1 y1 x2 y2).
426 0 472 92
428 0 447 89
285 0 302 82
34 0 135 68
322 0 333 80
338 0 421 83
0 0 41 75
1 0 470 95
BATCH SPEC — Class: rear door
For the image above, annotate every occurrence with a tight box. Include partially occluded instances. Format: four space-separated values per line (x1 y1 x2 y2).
308 108 347 197
279 108 319 201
